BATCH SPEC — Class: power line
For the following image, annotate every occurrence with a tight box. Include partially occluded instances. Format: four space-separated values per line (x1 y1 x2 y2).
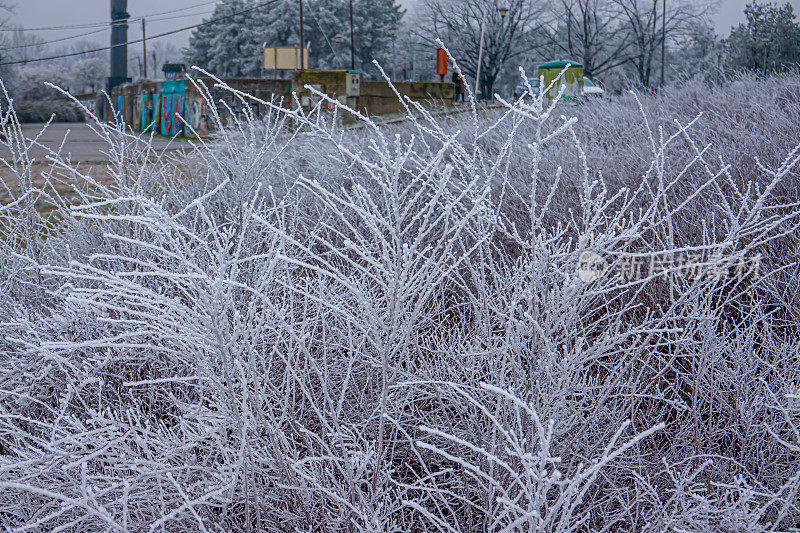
0 0 278 66
0 21 110 32
135 8 215 26
0 0 219 32
124 0 219 21
0 8 215 53
1 27 108 52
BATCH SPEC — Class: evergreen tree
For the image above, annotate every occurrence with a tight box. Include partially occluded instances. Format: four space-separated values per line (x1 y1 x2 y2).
669 23 723 79
189 0 253 77
724 1 800 73
185 0 404 79
350 0 404 76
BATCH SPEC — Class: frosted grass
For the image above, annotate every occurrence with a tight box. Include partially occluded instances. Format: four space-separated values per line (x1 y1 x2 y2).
0 69 799 531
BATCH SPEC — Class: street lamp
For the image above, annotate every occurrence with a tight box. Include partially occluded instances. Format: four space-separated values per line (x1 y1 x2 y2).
334 36 342 69
761 37 771 76
475 7 509 99
498 7 508 96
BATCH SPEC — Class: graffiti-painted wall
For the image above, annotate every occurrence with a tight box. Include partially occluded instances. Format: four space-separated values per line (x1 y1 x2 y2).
185 94 208 137
109 74 454 137
111 78 288 138
160 81 185 136
74 93 97 118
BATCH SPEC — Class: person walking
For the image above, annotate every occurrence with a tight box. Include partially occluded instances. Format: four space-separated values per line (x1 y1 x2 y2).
452 70 465 103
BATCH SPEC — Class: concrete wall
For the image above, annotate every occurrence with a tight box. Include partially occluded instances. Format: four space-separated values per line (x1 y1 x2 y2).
358 80 454 116
108 72 456 137
291 71 455 117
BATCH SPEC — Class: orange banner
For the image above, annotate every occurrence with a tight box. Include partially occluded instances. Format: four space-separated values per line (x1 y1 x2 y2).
436 48 448 76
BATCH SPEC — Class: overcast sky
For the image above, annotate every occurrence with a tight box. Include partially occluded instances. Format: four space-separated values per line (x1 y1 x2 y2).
6 0 800 56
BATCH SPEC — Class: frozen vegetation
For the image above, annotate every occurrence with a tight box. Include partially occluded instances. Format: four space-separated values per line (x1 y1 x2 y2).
1 71 800 531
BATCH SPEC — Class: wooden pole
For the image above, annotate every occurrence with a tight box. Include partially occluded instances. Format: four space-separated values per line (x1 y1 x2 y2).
142 18 147 79
349 0 355 70
299 0 305 70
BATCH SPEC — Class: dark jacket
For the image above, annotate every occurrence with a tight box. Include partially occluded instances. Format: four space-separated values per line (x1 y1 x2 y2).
452 71 464 92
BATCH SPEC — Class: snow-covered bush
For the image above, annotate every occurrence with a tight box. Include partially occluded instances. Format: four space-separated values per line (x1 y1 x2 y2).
12 98 86 123
0 69 799 531
10 63 73 102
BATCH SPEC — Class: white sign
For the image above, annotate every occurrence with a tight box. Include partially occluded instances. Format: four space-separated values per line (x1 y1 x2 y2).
262 47 309 70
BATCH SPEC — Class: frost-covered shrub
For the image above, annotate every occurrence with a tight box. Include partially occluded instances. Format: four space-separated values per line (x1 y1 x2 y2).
0 69 799 531
13 98 86 123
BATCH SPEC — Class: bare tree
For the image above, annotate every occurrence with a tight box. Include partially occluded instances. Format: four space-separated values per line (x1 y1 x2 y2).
69 40 109 61
418 0 547 98
0 1 11 24
550 0 631 78
2 26 48 64
70 57 108 92
611 0 713 86
151 41 182 80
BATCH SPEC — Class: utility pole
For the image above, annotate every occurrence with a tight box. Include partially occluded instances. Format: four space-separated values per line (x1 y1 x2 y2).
349 0 355 70
475 10 487 98
142 18 147 79
108 0 131 92
389 27 397 81
298 0 305 70
660 0 666 86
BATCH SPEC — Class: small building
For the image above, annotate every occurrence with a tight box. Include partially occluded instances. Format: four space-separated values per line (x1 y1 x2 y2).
162 63 187 80
539 60 584 101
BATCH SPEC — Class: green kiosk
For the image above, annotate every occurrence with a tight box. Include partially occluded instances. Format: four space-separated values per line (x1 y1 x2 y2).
539 60 584 102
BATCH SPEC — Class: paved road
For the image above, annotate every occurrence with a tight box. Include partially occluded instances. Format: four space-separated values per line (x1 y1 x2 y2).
0 122 192 162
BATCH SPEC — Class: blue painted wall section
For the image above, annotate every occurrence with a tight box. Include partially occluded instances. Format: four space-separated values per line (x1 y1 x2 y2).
160 80 185 136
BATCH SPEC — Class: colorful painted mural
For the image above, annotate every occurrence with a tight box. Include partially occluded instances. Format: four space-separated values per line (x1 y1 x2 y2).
159 81 185 136
110 78 293 137
152 93 160 131
139 94 156 133
185 95 208 137
75 94 97 118
108 73 452 138
160 94 171 135
173 94 184 135
133 95 142 132
140 95 148 132
159 94 183 136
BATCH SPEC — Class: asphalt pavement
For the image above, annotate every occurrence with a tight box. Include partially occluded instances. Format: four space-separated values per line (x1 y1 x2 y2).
0 122 192 162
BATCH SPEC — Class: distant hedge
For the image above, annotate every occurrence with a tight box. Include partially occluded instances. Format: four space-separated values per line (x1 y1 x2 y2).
13 99 86 123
